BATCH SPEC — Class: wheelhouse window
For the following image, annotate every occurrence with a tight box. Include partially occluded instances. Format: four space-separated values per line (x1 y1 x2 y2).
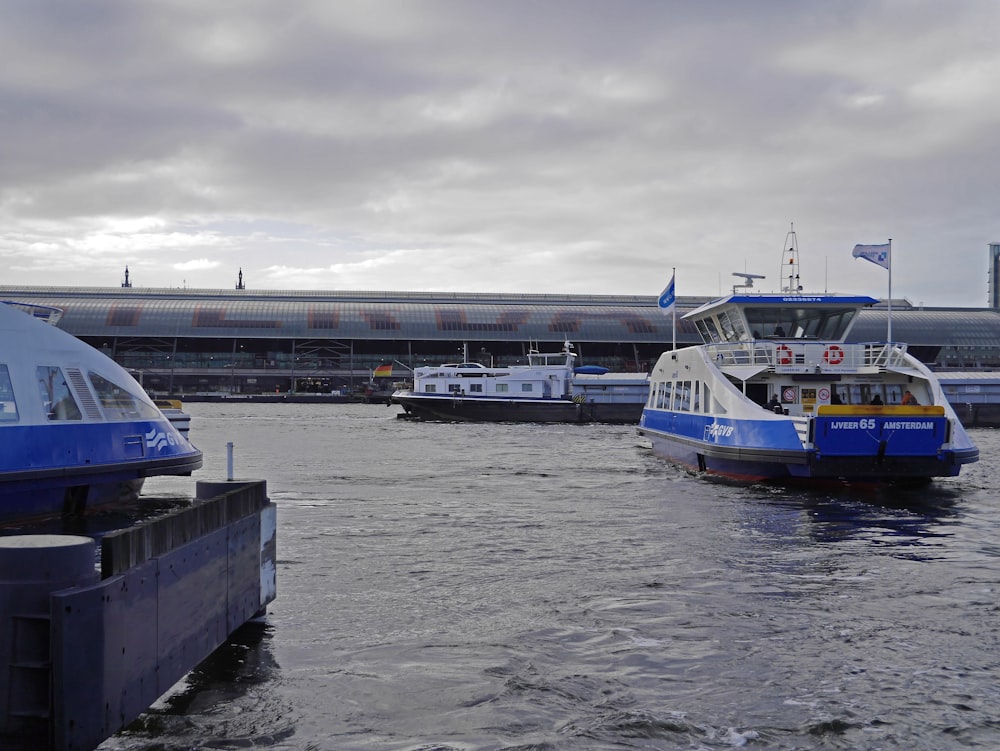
744 306 859 340
37 365 82 421
0 365 17 422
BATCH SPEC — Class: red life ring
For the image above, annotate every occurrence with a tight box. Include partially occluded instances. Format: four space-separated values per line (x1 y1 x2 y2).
776 344 793 365
823 345 844 365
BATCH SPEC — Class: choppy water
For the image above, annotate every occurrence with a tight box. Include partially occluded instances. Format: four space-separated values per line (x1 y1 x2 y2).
89 404 999 750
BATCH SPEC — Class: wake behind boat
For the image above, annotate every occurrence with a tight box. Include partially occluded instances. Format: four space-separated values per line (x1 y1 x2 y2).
0 301 203 521
638 229 979 484
392 342 649 423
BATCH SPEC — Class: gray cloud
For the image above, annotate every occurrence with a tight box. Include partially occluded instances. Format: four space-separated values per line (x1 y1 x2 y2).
0 0 996 305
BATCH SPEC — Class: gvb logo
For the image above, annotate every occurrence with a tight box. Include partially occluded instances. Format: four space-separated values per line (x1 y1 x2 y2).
145 428 177 451
704 423 735 440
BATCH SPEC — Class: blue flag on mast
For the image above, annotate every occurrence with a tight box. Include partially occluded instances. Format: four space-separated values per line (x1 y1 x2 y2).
657 273 676 315
852 243 890 269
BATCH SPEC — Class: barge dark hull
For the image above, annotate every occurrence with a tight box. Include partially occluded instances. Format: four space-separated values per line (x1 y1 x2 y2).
396 395 643 424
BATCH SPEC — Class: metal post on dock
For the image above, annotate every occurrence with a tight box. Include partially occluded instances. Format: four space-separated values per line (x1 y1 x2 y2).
227 441 235 480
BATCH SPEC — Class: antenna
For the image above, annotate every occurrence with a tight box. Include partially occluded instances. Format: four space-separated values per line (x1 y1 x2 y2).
732 272 765 292
781 222 802 292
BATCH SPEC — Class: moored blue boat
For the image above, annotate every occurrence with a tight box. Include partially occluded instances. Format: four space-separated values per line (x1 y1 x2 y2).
0 301 203 521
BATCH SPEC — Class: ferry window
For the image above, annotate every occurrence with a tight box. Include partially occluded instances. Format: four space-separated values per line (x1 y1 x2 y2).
88 372 161 420
0 365 17 422
677 381 692 411
469 383 483 393
696 319 722 344
665 383 674 409
521 383 533 393
448 384 462 394
717 311 747 342
692 381 701 412
656 382 672 409
37 366 82 421
496 383 509 393
424 384 437 393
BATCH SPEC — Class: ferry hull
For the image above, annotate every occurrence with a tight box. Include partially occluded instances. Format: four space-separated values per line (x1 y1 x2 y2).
396 394 643 424
0 432 202 522
639 415 976 484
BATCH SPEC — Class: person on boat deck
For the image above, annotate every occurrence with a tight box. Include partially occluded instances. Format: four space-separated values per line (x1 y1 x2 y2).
773 325 786 337
830 391 843 405
766 395 783 413
902 390 919 405
871 394 884 405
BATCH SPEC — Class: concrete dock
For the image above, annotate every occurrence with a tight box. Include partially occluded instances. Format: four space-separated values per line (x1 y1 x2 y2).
0 480 276 751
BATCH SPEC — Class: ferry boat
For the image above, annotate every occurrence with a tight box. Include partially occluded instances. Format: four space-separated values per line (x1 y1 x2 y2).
392 342 649 423
0 301 203 521
638 239 979 484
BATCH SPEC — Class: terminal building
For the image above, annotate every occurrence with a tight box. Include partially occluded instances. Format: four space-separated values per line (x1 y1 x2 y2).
3 284 1000 398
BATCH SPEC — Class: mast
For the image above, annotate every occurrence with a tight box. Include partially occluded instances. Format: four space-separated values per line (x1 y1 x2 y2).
781 222 802 293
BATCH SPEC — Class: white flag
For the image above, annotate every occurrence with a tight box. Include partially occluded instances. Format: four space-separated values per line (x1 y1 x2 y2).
852 243 890 269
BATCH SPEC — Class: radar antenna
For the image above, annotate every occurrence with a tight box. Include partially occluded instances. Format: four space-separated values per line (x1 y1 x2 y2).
781 222 802 292
732 272 765 292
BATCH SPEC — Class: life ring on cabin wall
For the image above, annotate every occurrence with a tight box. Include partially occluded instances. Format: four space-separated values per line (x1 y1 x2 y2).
776 344 793 365
823 345 845 365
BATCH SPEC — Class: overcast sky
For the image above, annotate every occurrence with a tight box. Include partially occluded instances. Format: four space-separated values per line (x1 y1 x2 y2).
1 1 997 306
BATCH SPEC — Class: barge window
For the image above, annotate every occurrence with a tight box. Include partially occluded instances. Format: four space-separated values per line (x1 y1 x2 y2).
88 372 161 420
37 366 82 421
0 365 17 422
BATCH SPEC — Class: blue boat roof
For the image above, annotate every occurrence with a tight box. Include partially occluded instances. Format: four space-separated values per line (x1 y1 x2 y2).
683 293 879 320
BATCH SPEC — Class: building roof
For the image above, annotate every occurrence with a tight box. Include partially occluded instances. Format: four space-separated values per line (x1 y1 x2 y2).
1 286 998 347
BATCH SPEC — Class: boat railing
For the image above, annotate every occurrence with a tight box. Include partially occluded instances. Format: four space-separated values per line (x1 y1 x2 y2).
707 341 909 371
2 300 63 326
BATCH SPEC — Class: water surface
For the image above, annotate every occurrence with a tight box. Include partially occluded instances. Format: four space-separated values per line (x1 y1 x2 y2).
95 404 1000 750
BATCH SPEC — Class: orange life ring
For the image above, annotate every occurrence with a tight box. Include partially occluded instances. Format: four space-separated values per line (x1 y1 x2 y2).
823 345 844 365
776 344 793 365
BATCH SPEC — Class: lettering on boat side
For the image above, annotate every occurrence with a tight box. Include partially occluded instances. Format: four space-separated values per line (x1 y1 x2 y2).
704 423 735 439
829 419 935 431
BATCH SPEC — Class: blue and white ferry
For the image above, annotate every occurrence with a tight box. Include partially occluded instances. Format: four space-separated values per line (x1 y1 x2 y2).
638 255 979 484
0 301 203 521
